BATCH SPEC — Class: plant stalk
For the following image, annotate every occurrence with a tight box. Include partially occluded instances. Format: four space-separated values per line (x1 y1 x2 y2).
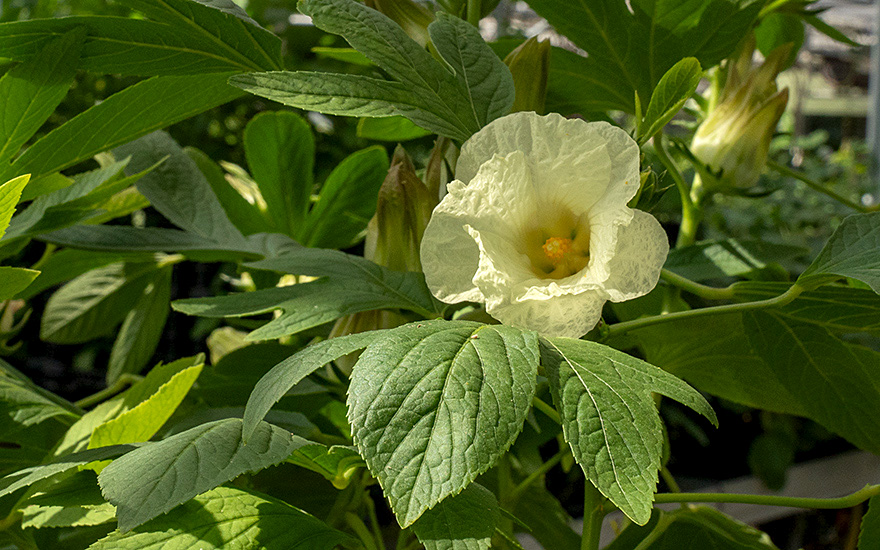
654 484 880 509
767 159 874 213
466 0 481 26
605 282 804 338
659 269 735 300
581 482 607 550
73 373 143 409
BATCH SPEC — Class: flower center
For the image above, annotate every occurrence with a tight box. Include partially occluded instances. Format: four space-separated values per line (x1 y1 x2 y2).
542 237 573 264
519 207 591 280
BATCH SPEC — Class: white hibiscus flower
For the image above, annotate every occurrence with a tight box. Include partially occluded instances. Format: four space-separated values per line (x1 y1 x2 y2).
420 112 669 338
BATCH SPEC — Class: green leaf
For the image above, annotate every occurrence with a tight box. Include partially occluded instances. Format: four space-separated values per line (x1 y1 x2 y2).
312 46 373 66
0 17 273 76
187 147 268 236
116 0 282 70
511 485 580 550
191 343 299 407
21 470 115 529
107 267 172 383
526 0 762 113
640 57 701 142
242 331 386 440
861 495 880 550
89 486 348 549
0 267 39 301
411 483 500 550
606 506 779 549
232 0 513 141
755 13 803 69
541 338 716 525
114 131 244 246
40 262 158 344
357 116 432 142
17 251 154 301
0 28 84 165
799 212 880 293
42 226 259 258
53 356 204 457
300 146 388 248
174 274 428 341
244 111 314 235
287 444 364 489
98 418 309 531
0 445 138 500
348 320 539 527
0 73 244 182
665 238 808 281
0 358 80 427
743 311 880 454
805 14 861 48
0 174 30 239
88 355 202 449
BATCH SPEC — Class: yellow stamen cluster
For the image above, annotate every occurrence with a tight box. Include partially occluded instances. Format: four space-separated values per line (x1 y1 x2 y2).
542 237 573 264
519 207 591 279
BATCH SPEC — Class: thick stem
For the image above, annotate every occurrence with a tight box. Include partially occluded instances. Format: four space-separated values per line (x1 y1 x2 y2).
531 396 561 424
581 483 607 550
660 269 735 301
654 484 880 509
768 160 874 213
510 447 568 500
605 282 805 338
653 135 704 248
73 373 143 409
466 0 481 26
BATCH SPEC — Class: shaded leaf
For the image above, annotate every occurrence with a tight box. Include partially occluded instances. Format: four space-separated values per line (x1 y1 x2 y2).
21 470 115 528
640 57 701 142
800 212 880 293
665 238 808 281
412 483 500 550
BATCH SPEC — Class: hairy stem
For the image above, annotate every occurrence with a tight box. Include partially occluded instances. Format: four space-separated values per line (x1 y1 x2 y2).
654 135 703 247
660 269 735 300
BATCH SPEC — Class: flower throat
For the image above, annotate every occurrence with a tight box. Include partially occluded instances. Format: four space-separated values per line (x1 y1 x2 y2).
520 207 590 279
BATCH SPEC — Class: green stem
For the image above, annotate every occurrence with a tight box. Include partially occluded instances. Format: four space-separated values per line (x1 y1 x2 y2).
581 483 607 550
510 447 568 500
654 484 880 509
73 374 143 409
654 135 704 247
30 243 56 271
466 0 481 26
659 466 681 494
346 512 381 550
532 396 561 424
660 269 735 300
767 160 874 213
605 282 805 338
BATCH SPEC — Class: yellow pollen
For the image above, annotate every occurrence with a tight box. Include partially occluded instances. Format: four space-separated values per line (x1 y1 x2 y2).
542 237 573 264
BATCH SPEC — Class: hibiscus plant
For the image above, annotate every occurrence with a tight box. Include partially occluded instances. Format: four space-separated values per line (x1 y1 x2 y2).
1 0 879 549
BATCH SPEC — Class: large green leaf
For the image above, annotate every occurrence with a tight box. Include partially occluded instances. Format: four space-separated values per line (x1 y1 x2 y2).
526 0 762 112
88 356 202 449
299 145 389 249
243 111 314 235
0 267 39 301
512 485 580 550
107 266 173 382
606 507 778 549
173 273 432 341
635 309 880 454
799 212 880 293
861 495 880 550
664 238 808 281
242 331 386 440
0 174 29 238
0 29 83 165
40 262 158 344
286 444 364 489
89 486 348 549
0 73 244 182
231 0 514 142
98 418 309 531
411 483 500 550
0 445 138 500
117 0 282 70
52 356 204 457
348 320 539 527
114 132 244 246
541 338 716 525
20 470 115 529
0 358 80 427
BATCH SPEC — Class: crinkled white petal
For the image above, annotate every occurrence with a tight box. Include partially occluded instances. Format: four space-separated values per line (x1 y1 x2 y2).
421 151 536 304
492 289 607 340
603 210 670 303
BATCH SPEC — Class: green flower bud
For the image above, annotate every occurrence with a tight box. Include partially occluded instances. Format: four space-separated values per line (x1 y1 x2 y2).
504 37 550 114
365 145 438 272
692 40 791 192
365 0 434 47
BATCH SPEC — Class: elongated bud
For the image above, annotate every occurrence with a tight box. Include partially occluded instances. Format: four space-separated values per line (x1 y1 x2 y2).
692 39 791 192
365 0 434 47
365 145 438 272
504 37 550 114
